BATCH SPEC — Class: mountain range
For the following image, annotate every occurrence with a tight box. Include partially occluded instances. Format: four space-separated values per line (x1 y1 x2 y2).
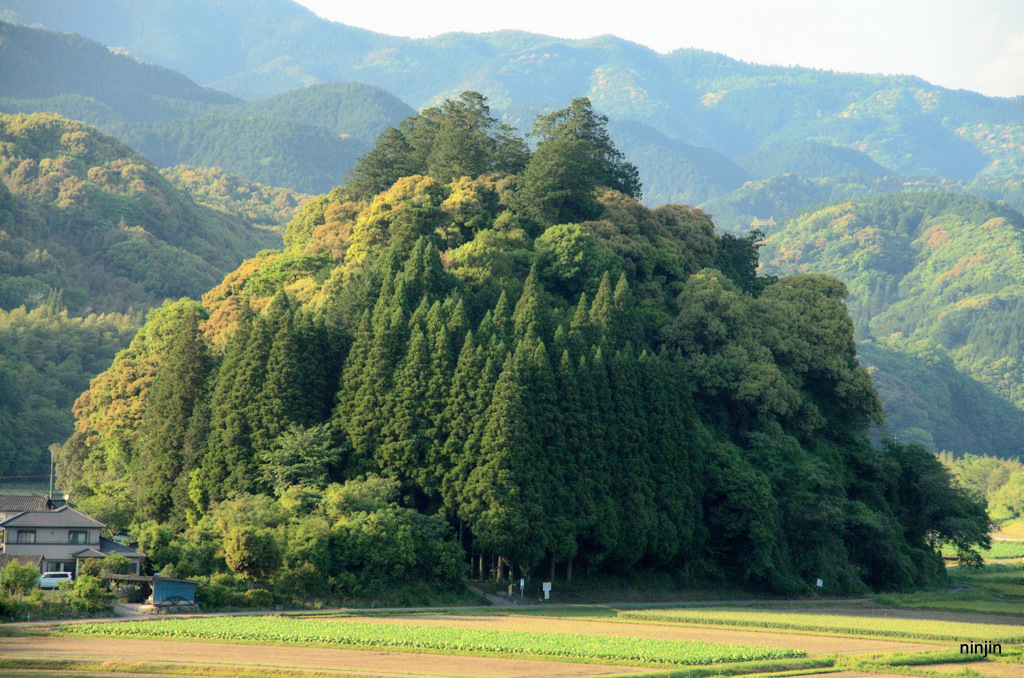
2 0 1021 206
0 1 1021 467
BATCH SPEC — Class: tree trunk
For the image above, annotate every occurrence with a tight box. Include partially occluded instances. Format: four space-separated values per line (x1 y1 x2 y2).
566 558 572 584
549 553 556 581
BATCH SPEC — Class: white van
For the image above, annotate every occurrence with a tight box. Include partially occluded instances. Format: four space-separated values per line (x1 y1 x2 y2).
38 571 73 589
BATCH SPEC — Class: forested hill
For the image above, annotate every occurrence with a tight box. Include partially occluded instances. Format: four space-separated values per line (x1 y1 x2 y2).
4 0 1020 191
0 23 413 193
0 112 282 481
61 93 988 595
760 192 1024 458
0 20 237 125
0 112 281 311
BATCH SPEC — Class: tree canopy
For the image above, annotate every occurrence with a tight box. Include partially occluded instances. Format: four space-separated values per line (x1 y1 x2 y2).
59 93 989 596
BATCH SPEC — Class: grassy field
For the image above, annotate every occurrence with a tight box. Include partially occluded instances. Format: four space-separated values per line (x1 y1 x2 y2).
614 607 1023 642
66 616 807 665
876 561 1023 616
994 520 1024 539
942 541 1024 560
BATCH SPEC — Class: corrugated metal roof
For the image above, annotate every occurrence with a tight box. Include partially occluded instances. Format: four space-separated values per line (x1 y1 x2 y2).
0 506 105 528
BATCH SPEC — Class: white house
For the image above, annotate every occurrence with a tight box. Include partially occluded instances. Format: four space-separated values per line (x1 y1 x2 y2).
0 505 144 576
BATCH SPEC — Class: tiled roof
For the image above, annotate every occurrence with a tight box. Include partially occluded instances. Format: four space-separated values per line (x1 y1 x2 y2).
0 554 43 570
71 547 107 558
99 536 145 558
0 495 50 512
0 506 105 529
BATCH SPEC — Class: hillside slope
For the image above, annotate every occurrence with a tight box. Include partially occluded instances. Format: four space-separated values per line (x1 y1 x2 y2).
760 192 1024 457
0 20 236 125
0 112 281 311
0 112 284 478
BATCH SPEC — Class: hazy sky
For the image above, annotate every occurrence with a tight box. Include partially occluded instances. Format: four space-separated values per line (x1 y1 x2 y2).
294 0 1023 98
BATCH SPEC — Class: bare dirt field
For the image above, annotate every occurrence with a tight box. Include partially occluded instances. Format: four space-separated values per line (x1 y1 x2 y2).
0 636 641 678
324 613 943 655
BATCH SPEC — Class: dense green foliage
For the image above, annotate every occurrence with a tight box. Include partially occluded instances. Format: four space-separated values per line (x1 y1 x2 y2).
69 616 806 663
859 342 1024 459
60 94 989 596
1 560 39 594
942 453 1024 524
761 192 1024 457
0 301 136 478
342 91 528 201
0 112 281 478
0 112 281 311
160 165 310 233
0 572 113 620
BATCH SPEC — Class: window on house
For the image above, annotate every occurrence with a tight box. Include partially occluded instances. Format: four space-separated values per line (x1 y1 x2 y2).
16 530 36 544
68 530 88 544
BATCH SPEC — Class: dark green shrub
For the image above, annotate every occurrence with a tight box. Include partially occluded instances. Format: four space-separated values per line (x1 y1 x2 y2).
244 588 274 608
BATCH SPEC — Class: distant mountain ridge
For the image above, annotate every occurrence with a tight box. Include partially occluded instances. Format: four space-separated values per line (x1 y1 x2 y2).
0 20 237 124
2 0 1020 189
0 21 418 192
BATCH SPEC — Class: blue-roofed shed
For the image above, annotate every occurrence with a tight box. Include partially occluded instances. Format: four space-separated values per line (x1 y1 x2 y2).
151 577 198 604
101 573 198 606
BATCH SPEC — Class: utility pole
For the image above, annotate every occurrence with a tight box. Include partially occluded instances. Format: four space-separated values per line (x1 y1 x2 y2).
47 443 59 501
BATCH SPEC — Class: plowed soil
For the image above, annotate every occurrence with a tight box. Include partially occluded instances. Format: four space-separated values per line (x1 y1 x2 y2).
0 636 640 678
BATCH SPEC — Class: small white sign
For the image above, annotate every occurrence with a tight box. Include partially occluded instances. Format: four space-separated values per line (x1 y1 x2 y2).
519 578 525 589
816 578 823 587
542 582 552 600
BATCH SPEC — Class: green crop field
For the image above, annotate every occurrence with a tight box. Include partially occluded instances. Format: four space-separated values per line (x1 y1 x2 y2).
617 608 1024 642
942 541 1024 560
66 617 806 665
